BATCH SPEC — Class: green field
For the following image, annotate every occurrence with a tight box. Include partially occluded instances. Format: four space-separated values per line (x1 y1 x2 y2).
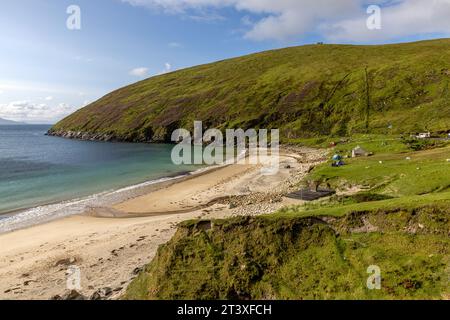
292 135 450 213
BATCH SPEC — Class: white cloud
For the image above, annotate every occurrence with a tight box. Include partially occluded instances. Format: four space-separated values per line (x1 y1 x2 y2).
44 96 53 101
129 67 150 77
121 0 450 42
168 42 183 48
0 100 78 124
328 0 450 42
157 62 173 75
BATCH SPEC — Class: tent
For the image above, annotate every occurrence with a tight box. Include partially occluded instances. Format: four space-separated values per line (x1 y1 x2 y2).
352 146 371 158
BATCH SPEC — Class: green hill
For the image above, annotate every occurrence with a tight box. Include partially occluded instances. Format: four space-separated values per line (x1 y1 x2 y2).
50 39 450 142
124 206 449 300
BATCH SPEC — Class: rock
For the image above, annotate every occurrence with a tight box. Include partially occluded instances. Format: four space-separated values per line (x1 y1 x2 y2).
101 287 113 297
229 203 237 209
89 291 102 300
54 257 77 267
52 290 86 300
137 236 147 242
66 290 86 300
132 267 143 275
23 280 34 286
47 130 119 143
89 287 113 300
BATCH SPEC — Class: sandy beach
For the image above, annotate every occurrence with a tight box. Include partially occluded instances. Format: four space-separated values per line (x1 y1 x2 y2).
0 147 327 300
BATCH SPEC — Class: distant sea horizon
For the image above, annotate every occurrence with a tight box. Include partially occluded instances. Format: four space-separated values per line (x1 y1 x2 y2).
0 124 203 233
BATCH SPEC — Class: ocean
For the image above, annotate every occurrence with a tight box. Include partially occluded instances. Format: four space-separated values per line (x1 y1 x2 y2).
0 125 203 233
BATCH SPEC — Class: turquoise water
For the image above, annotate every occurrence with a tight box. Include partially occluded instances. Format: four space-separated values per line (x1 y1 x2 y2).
0 125 202 231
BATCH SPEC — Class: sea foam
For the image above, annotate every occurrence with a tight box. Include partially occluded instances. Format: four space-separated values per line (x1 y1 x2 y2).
0 174 187 234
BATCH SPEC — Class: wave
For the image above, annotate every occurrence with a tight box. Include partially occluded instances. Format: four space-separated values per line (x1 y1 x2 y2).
0 174 189 234
0 150 248 234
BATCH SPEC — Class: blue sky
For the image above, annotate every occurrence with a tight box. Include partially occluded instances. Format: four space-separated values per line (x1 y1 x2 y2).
1 0 450 123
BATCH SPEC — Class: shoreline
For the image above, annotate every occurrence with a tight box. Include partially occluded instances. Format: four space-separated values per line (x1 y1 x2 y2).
0 165 224 234
0 149 247 233
0 147 250 233
0 146 328 300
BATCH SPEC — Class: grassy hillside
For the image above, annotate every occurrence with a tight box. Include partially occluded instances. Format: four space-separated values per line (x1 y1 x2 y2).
124 136 450 300
124 206 449 300
308 137 450 197
50 39 450 142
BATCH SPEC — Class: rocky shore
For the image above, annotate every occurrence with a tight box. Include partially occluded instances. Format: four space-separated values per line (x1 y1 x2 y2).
46 129 171 143
47 130 133 143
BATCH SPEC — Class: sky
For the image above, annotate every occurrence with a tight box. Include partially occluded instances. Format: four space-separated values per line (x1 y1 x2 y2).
1 0 450 124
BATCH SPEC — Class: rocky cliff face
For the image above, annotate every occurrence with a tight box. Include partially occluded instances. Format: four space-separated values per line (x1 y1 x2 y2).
47 130 116 142
46 128 171 143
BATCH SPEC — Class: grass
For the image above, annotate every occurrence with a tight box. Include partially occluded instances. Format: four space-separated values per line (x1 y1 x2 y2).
277 192 450 218
308 139 450 197
51 39 450 142
124 134 450 300
281 135 450 217
124 206 449 300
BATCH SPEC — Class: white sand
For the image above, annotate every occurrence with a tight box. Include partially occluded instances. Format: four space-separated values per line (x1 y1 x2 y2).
0 147 326 300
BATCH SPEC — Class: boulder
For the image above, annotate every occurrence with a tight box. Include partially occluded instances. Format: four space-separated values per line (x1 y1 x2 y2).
51 290 86 300
89 287 113 300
